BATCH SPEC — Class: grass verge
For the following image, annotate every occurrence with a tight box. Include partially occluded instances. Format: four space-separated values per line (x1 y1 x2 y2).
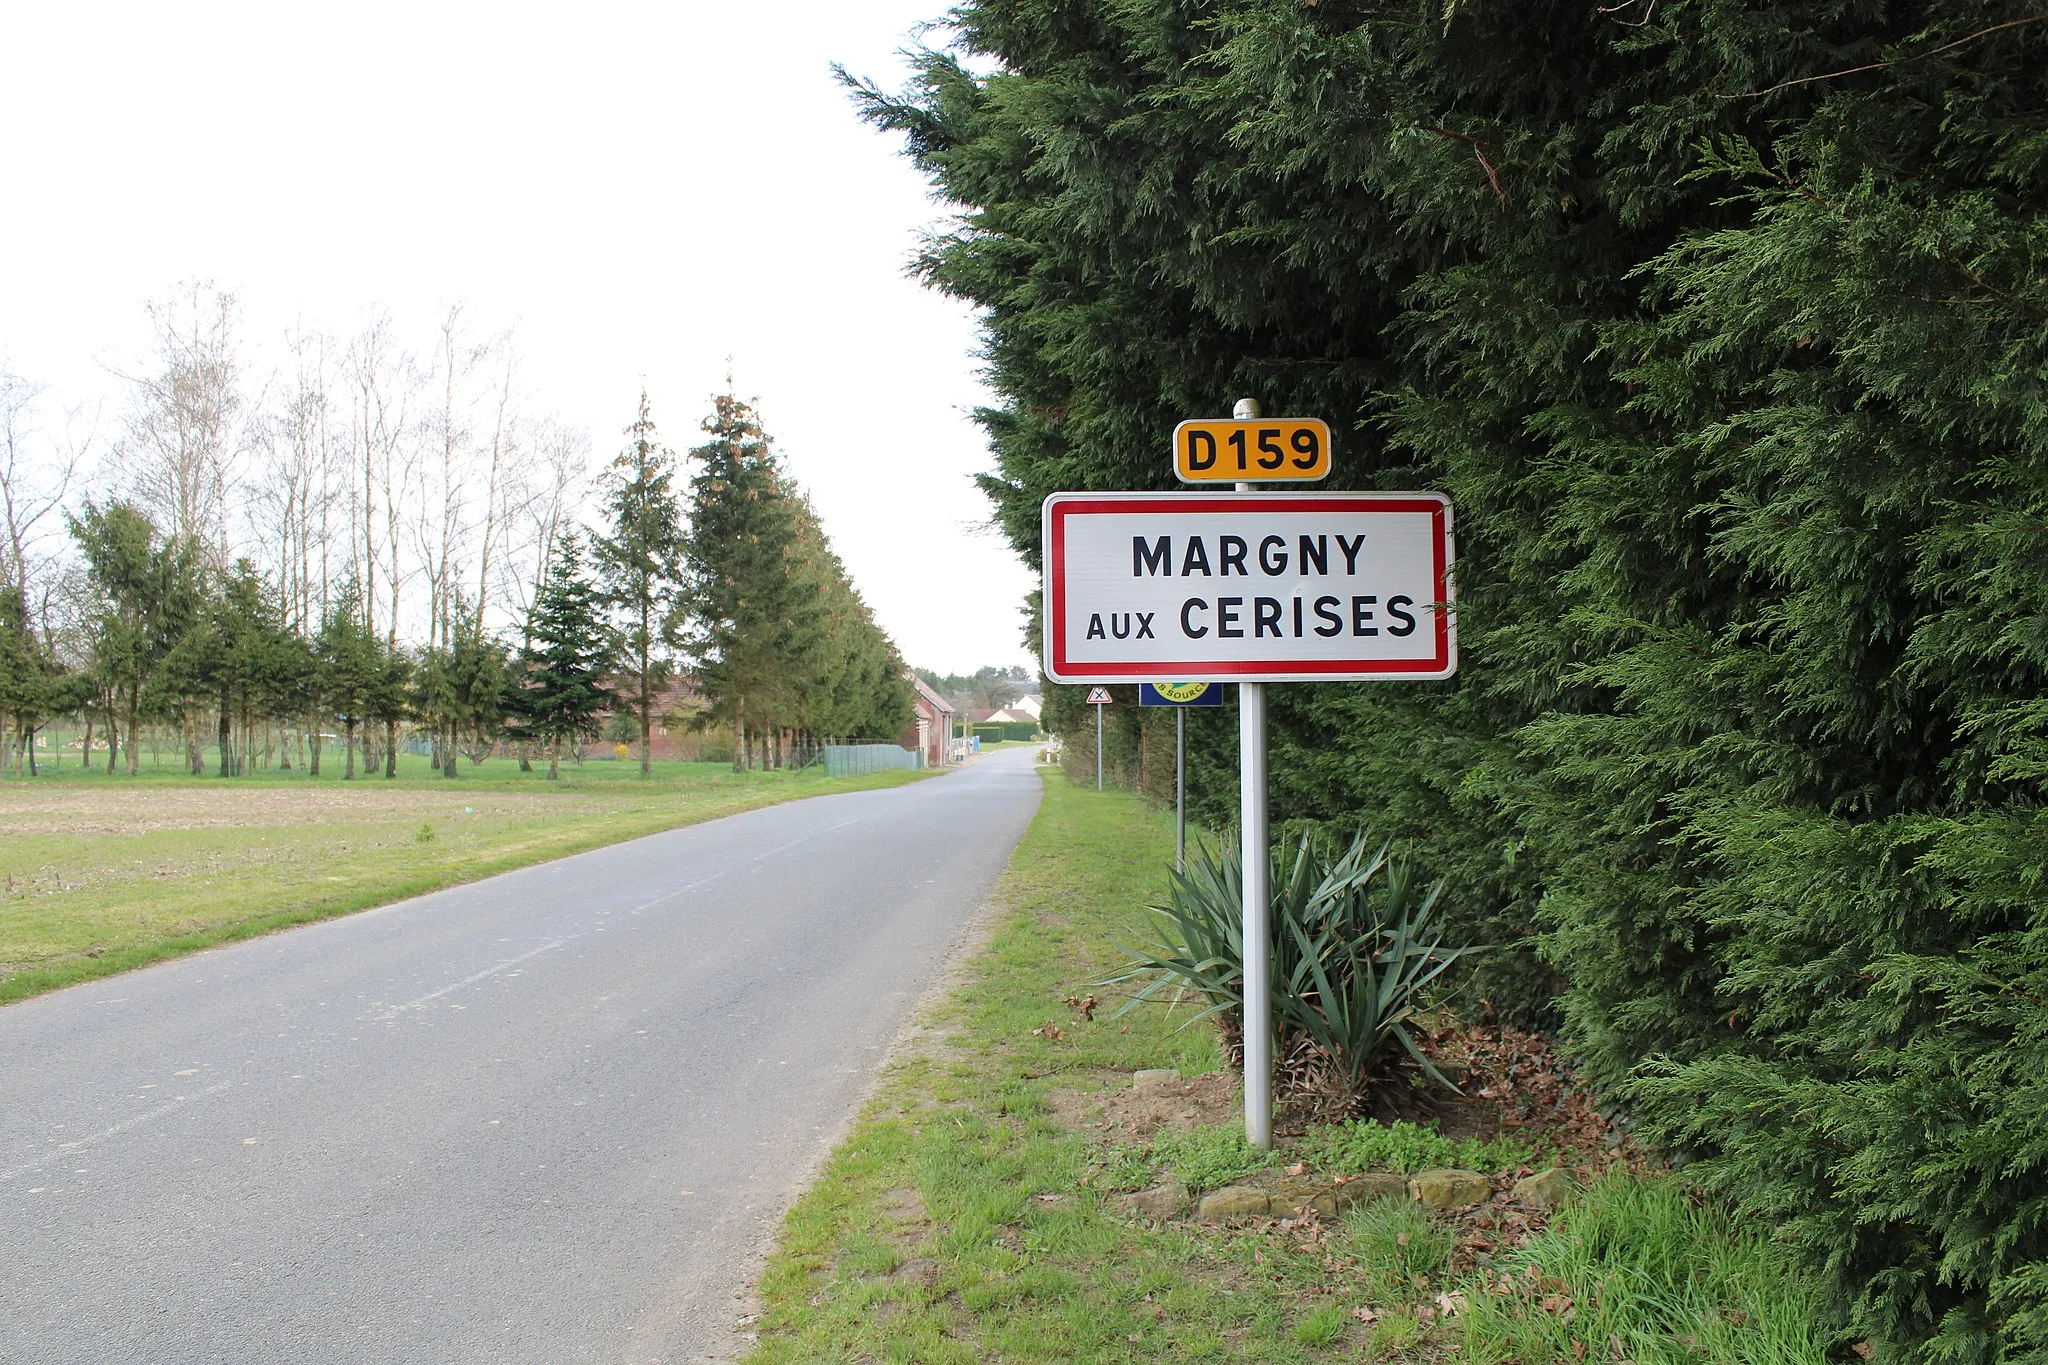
742 771 1836 1363
1 756 932 1005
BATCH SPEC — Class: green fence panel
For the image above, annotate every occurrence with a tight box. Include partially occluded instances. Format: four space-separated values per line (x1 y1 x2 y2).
822 744 922 777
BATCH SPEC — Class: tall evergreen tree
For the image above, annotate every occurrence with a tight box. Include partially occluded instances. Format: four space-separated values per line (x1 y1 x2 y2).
592 391 686 777
447 602 508 768
680 393 808 770
317 577 376 781
515 531 614 779
364 640 412 779
68 501 200 776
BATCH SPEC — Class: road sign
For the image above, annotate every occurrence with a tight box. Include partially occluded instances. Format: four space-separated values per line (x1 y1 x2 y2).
1041 491 1455 684
1139 682 1223 707
1173 418 1332 483
1084 686 1112 704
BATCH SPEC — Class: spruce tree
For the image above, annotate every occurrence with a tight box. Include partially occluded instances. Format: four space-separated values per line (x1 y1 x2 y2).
677 393 911 765
317 578 376 780
592 392 686 776
68 502 201 776
516 532 614 779
364 641 412 779
680 393 806 770
447 603 507 769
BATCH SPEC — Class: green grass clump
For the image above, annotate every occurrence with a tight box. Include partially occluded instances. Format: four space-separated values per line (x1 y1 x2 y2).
1120 1122 1278 1194
1337 1199 1453 1301
1294 1117 1537 1175
1364 1309 1424 1358
1292 1305 1345 1345
1458 1173 1832 1364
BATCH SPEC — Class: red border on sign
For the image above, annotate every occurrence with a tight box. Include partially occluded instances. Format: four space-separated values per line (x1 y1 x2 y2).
1043 492 1455 682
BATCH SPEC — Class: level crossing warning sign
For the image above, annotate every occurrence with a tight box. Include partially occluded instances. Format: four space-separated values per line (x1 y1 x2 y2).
1042 491 1455 684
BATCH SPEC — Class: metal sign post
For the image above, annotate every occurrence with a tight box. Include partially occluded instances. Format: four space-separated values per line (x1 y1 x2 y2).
1139 682 1221 874
1085 686 1112 790
1041 400 1456 1152
1232 397 1273 1151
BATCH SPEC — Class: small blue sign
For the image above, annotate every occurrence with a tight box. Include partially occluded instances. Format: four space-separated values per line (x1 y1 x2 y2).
1139 682 1224 707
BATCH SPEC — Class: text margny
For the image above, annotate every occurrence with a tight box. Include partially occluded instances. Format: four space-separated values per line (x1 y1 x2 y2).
1045 495 1454 680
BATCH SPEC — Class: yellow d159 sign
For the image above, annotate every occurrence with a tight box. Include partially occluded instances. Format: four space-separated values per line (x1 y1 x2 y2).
1173 417 1332 483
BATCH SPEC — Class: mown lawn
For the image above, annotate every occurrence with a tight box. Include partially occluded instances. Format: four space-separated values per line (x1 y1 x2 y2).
0 754 931 1004
743 773 1835 1363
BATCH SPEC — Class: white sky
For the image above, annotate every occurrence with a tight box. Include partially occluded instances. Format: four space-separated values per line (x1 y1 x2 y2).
0 1 1035 677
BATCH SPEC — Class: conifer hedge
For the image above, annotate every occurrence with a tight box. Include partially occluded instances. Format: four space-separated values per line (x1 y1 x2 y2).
856 2 2048 1356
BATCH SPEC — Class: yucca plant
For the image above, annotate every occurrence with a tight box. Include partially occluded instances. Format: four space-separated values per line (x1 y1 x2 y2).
1107 831 1480 1110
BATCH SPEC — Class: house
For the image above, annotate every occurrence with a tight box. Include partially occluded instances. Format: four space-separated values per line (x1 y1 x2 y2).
595 676 709 760
903 673 955 767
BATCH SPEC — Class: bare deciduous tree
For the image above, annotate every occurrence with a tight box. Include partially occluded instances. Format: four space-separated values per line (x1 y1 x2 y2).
109 282 249 562
344 311 422 648
1 362 96 640
253 326 343 636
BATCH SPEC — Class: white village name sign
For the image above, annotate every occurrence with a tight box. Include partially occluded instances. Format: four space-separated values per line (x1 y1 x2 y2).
1042 491 1456 683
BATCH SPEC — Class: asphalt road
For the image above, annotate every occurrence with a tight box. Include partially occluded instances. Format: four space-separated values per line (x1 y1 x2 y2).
1 747 1044 1365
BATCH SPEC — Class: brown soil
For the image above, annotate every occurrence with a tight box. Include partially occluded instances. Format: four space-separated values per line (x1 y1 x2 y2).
1044 1069 1239 1143
876 1187 929 1245
0 784 561 836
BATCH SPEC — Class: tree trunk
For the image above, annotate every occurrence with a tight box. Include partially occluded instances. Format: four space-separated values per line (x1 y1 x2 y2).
309 712 323 777
639 676 652 778
125 687 141 776
733 698 746 774
219 694 233 777
385 719 398 778
81 718 94 770
344 721 357 779
25 721 37 776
